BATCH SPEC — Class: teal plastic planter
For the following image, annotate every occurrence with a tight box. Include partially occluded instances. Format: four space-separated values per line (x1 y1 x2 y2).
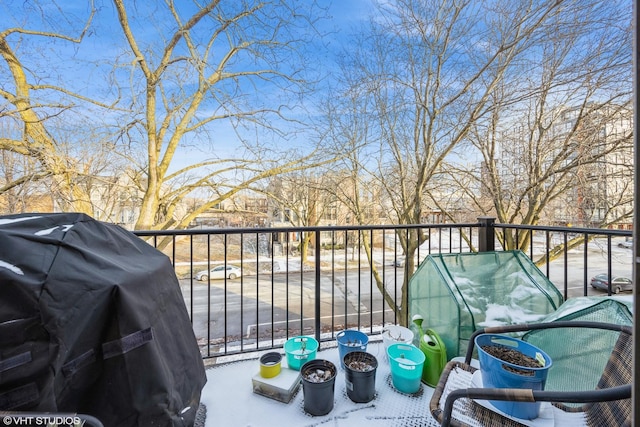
386 343 425 394
284 336 318 371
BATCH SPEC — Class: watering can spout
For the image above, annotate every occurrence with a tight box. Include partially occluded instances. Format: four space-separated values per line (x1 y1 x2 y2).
411 314 424 328
410 315 424 347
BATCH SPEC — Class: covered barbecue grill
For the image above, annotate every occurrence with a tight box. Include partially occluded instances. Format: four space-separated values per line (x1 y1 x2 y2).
0 213 206 426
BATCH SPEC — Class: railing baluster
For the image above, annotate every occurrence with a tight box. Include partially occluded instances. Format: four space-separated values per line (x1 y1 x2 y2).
255 231 259 350
529 229 534 257
299 233 303 335
563 232 568 300
240 233 244 353
331 230 336 335
381 229 386 327
357 230 362 330
545 230 550 277
207 234 211 358
394 230 399 325
583 233 589 297
369 229 373 334
224 233 228 355
271 232 275 346
343 229 348 334
286 231 290 341
607 236 613 296
315 229 321 342
189 235 194 325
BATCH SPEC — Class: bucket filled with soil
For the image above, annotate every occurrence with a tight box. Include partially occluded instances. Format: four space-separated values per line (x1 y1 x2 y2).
301 359 337 416
476 334 552 420
343 351 378 403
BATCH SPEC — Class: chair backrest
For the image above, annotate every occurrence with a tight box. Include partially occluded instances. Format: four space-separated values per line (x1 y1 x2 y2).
523 301 632 393
585 329 632 426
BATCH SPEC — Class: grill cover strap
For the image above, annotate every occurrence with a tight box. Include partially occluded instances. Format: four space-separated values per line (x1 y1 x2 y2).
102 328 154 360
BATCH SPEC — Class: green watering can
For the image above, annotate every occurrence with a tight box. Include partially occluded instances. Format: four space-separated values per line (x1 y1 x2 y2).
411 315 447 387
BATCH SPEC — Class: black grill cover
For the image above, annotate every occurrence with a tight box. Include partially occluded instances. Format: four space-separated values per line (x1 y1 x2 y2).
0 213 206 426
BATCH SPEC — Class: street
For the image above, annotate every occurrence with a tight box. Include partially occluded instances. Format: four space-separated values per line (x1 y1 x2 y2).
180 267 402 347
179 239 633 350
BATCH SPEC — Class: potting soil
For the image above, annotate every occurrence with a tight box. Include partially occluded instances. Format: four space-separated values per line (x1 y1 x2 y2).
304 369 334 382
347 360 376 371
481 345 542 376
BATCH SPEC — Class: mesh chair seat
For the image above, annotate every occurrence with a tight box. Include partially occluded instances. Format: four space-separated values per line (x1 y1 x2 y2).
429 321 632 427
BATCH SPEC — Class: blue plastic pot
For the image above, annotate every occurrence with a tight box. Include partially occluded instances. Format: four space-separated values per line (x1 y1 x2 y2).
476 334 552 420
336 330 368 368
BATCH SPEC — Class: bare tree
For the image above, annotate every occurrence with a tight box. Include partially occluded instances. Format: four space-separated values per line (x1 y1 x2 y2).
0 2 99 213
0 1 334 234
445 0 633 259
340 0 571 325
110 0 333 232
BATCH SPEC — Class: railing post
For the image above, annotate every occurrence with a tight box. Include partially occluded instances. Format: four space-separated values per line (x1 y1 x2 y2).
314 230 321 342
478 216 496 252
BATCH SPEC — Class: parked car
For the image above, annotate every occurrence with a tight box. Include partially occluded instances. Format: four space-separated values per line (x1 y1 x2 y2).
590 273 633 293
618 239 633 249
196 265 242 281
392 258 405 267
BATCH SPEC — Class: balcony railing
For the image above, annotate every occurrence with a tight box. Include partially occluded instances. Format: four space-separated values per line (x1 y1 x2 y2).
134 218 632 360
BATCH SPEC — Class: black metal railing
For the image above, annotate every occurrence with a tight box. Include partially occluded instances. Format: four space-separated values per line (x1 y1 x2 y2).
134 219 632 359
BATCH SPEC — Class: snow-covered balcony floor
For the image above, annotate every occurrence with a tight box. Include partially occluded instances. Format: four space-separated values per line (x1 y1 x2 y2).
199 339 441 427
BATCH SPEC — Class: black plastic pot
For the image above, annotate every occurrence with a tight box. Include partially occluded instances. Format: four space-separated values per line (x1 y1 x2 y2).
301 359 337 416
343 351 378 403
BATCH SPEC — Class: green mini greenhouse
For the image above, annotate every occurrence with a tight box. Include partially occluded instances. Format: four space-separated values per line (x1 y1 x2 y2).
408 250 563 360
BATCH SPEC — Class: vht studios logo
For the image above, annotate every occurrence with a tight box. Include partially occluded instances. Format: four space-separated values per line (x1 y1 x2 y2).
2 416 85 426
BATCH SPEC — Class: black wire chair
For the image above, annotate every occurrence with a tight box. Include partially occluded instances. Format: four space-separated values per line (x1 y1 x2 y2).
429 321 632 427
